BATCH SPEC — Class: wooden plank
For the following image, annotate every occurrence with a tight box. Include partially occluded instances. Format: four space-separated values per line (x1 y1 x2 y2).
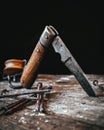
0 74 104 130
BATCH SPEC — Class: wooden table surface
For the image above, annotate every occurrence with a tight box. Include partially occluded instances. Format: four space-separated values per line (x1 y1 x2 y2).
0 74 104 130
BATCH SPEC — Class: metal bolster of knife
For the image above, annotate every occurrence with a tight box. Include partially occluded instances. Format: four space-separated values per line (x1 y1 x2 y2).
50 26 96 97
39 25 58 47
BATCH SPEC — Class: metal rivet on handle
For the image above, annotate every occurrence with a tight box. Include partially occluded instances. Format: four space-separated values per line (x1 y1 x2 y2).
45 35 48 39
36 48 40 53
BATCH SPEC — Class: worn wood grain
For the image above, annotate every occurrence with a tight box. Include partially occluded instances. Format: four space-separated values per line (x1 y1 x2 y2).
0 74 104 130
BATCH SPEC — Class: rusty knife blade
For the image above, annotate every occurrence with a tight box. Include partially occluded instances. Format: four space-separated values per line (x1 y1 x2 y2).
51 34 96 97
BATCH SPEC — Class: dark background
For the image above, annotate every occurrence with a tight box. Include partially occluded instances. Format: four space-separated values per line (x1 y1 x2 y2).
0 1 104 78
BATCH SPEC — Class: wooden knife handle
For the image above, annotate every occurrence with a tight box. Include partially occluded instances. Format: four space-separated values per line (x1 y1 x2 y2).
20 26 56 88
